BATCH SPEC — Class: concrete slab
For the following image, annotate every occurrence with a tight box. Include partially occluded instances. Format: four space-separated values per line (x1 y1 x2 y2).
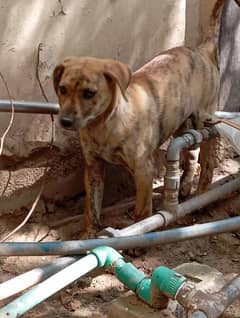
108 292 175 318
108 262 229 318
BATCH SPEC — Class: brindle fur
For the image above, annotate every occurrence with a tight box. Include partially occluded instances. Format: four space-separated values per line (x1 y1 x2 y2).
53 0 226 235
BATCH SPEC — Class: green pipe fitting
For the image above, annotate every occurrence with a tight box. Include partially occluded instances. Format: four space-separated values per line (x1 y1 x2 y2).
151 266 186 299
91 246 151 304
136 277 151 303
0 245 190 318
90 246 123 269
91 247 187 307
114 259 147 291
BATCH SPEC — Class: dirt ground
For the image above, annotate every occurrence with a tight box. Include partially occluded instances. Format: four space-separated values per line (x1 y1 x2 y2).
0 154 239 317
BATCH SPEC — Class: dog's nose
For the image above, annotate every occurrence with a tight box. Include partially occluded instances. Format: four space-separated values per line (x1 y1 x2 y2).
60 116 74 128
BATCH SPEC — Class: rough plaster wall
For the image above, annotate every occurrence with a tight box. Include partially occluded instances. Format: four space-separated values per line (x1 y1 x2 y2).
219 0 240 111
0 0 200 214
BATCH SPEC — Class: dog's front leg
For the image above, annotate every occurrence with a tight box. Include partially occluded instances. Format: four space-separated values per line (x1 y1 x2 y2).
133 162 154 221
84 158 105 236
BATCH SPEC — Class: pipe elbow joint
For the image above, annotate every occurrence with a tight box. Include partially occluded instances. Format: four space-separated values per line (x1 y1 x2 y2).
167 137 188 161
90 246 123 269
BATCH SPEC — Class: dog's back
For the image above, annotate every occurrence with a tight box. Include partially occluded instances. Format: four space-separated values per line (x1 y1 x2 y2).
132 45 219 146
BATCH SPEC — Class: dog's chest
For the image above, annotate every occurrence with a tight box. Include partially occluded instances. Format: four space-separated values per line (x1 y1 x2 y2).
81 133 130 167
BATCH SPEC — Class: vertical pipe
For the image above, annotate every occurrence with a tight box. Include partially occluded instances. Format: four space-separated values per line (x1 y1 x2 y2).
0 254 98 318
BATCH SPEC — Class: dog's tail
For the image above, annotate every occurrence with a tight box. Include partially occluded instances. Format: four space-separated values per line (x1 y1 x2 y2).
198 0 227 64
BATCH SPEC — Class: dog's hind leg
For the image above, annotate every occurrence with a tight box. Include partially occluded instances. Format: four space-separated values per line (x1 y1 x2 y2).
180 147 200 198
197 138 217 193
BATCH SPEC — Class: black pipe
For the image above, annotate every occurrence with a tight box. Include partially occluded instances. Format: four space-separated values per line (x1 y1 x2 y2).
0 100 59 114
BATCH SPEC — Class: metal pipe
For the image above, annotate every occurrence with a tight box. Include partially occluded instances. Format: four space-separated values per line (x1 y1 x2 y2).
0 256 78 301
214 111 240 119
0 254 99 318
213 274 240 314
163 128 218 211
151 267 240 318
101 176 240 239
177 176 240 218
0 216 239 256
99 213 170 237
0 100 239 119
178 274 240 318
0 99 59 114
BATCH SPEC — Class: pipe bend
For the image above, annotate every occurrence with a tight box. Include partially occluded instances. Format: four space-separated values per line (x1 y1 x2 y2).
167 129 203 162
90 246 123 269
167 136 189 161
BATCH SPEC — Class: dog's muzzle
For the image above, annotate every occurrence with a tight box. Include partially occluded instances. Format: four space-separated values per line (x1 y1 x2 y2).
60 116 75 129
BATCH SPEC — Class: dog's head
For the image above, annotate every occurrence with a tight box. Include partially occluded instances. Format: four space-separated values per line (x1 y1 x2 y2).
53 57 131 130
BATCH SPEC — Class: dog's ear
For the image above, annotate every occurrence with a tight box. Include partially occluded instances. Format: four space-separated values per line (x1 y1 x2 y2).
53 64 65 94
104 60 131 102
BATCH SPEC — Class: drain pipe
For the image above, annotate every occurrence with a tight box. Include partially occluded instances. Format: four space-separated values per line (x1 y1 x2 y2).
163 127 218 212
152 267 240 318
0 99 59 114
0 256 78 301
0 216 239 256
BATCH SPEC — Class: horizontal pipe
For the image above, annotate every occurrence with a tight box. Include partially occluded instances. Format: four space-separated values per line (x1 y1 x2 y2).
0 256 78 301
104 177 240 238
185 275 240 318
0 101 239 121
0 216 239 256
0 254 98 318
116 214 166 236
0 100 59 114
216 274 240 310
214 111 240 119
178 177 240 218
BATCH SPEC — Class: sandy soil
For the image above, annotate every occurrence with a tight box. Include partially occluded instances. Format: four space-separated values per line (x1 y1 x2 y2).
0 156 239 318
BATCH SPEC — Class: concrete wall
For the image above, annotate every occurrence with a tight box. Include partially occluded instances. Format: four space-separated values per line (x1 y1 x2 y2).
0 0 214 214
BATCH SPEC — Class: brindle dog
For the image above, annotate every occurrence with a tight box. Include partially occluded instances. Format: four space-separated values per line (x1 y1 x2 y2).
53 0 226 236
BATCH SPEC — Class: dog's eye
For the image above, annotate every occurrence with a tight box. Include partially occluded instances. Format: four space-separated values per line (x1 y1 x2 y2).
82 89 96 99
59 85 67 95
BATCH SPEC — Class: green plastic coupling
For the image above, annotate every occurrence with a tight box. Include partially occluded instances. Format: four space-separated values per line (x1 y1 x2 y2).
151 266 186 299
114 259 144 290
